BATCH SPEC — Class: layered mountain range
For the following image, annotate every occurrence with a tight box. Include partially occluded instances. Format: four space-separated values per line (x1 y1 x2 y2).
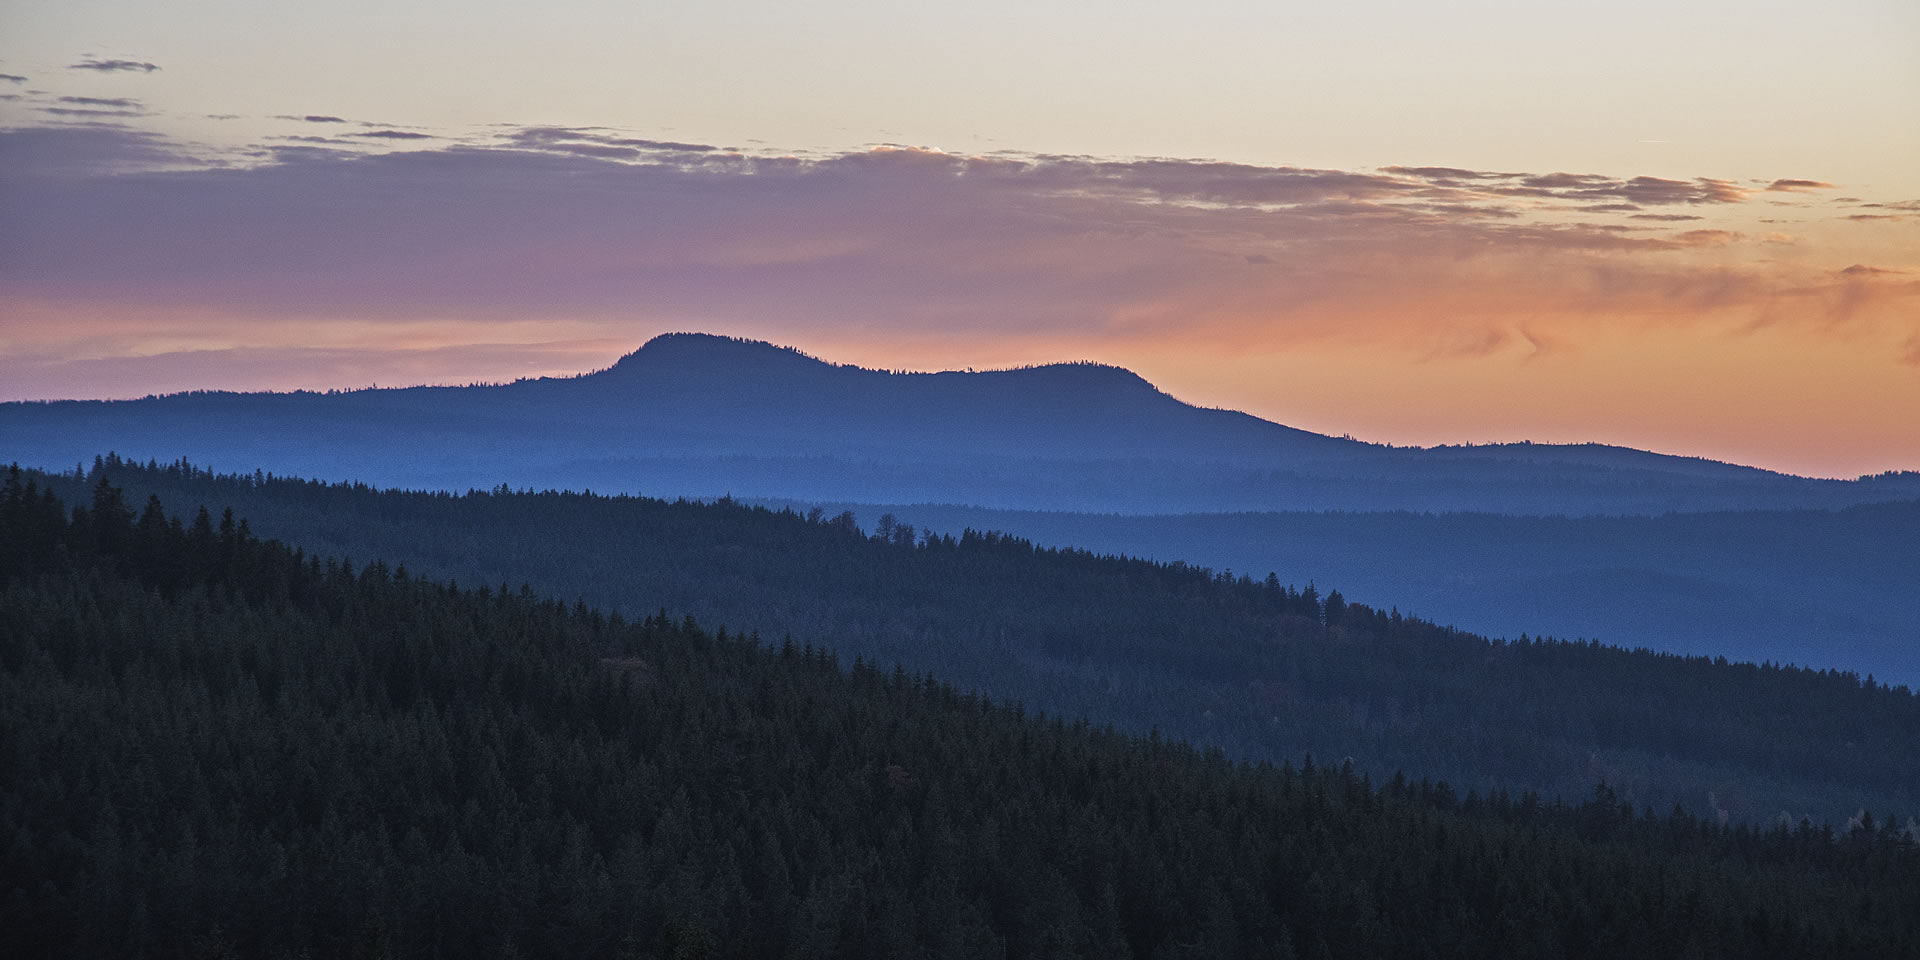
8 333 1917 682
6 332 1916 514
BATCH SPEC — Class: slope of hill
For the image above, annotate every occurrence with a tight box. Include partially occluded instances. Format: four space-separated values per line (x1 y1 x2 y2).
4 333 1915 515
757 498 1920 686
4 476 1916 959
22 457 1918 826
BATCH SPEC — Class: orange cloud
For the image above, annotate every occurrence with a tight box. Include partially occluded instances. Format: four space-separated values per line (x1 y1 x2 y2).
1671 229 1740 247
2 123 1916 474
1768 178 1836 192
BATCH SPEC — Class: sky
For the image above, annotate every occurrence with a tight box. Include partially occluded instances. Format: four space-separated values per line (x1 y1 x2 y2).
1 0 1917 478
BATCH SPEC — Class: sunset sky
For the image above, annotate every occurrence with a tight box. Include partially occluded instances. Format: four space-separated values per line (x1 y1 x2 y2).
2 0 1917 478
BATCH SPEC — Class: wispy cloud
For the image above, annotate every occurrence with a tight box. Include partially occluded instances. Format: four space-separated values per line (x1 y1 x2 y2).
58 96 143 109
2 124 1905 338
1672 229 1740 247
69 57 160 73
1768 178 1835 192
507 126 717 154
1618 176 1746 205
1379 165 1508 180
1386 168 1751 206
38 106 147 118
0 73 27 84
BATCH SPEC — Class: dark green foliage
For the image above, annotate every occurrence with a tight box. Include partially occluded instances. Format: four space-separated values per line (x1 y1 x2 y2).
4 474 1919 959
21 457 1919 825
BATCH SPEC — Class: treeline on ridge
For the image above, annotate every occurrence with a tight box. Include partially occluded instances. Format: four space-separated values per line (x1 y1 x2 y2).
19 455 1918 826
3 473 1918 959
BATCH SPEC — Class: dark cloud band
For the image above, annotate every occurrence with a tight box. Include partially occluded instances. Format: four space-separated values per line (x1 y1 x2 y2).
0 123 1901 362
59 96 143 109
69 58 160 73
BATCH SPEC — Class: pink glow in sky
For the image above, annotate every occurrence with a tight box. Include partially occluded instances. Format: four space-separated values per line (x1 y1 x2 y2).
1 1 1917 478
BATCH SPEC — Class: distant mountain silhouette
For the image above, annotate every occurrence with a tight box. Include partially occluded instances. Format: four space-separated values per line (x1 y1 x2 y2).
5 332 1917 514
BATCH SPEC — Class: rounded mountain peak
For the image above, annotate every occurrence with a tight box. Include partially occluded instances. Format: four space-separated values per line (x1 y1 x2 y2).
598 334 1159 391
603 333 830 375
988 360 1158 392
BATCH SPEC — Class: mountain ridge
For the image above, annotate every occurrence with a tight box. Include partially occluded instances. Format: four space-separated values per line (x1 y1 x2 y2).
569 335 1833 477
5 331 1918 514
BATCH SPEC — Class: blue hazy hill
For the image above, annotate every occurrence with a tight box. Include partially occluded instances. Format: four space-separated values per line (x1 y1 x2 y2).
4 332 1916 515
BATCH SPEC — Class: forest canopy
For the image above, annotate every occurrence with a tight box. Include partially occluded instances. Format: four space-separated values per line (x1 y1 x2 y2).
18 456 1919 826
3 470 1916 959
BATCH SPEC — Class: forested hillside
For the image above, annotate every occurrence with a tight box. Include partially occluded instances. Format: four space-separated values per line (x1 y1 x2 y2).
760 496 1920 684
21 457 1920 826
4 475 1916 959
